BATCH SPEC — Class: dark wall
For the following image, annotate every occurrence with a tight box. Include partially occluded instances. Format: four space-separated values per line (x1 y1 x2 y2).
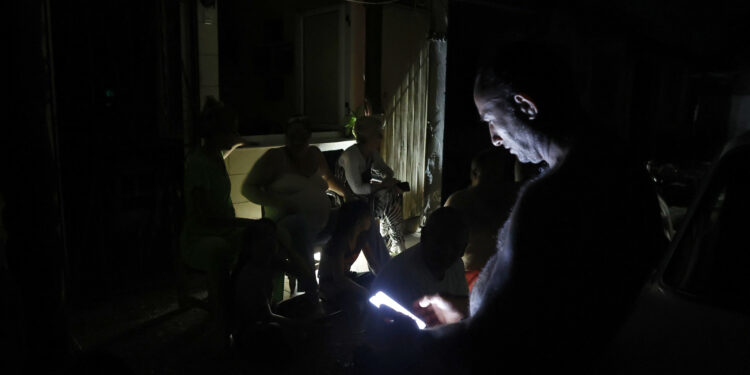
51 0 185 305
5 1 70 371
442 1 750 200
442 2 554 197
218 0 343 135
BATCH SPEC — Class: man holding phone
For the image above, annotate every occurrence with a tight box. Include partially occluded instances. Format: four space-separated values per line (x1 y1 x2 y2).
362 42 666 375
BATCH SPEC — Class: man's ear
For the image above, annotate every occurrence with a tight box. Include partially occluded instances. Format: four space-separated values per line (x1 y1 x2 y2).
513 94 539 120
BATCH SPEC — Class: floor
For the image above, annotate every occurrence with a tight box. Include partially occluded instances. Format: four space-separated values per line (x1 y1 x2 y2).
68 232 422 374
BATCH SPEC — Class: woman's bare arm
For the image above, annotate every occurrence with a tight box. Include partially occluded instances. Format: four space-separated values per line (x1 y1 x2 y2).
314 147 348 198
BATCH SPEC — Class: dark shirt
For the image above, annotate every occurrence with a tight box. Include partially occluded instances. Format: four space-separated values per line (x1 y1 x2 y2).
443 136 668 373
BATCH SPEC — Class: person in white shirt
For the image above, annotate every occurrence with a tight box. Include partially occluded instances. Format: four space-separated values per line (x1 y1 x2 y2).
335 116 406 255
242 116 347 297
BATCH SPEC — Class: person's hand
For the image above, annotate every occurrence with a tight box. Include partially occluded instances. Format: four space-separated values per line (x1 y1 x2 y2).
372 304 421 347
412 294 465 328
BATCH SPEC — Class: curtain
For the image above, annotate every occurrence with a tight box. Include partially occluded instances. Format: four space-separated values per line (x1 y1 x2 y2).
381 42 430 220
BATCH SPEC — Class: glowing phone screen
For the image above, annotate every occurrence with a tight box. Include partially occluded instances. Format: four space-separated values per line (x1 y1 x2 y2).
369 291 427 330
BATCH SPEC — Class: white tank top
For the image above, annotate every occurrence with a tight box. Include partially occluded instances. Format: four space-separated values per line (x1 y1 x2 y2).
265 169 330 233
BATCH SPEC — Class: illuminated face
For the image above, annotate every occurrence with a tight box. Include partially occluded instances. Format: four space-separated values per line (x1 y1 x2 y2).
474 94 544 164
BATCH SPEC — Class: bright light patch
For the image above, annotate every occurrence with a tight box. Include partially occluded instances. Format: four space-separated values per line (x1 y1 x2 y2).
314 252 321 261
369 291 426 329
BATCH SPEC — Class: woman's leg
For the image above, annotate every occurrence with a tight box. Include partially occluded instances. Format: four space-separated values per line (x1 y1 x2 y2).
276 215 318 296
373 189 405 254
361 224 390 274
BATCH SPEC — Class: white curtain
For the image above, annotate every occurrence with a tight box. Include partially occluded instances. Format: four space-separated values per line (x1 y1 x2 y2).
381 42 430 220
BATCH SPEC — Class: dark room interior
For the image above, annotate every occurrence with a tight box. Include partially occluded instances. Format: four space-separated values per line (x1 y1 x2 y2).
5 0 750 374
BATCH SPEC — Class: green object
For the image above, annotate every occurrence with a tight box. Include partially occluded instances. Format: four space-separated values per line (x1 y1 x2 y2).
343 104 367 137
105 89 115 98
345 115 356 136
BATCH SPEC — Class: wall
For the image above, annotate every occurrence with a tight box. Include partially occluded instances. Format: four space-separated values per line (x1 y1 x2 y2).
197 2 220 107
380 5 430 115
216 0 365 135
379 5 431 221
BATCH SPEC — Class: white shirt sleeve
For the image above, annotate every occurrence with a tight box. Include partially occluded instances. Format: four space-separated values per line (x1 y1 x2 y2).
340 147 372 195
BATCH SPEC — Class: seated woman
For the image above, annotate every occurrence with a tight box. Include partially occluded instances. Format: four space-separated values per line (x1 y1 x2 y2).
317 200 389 311
242 116 347 296
335 116 406 255
180 96 255 346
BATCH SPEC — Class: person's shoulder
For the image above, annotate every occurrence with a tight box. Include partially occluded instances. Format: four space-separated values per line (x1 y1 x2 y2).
259 147 285 163
308 145 325 159
395 245 424 267
377 245 415 275
341 144 364 162
373 248 417 291
445 188 474 209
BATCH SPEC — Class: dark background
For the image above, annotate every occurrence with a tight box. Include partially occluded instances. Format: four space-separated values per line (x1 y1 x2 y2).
441 0 750 197
5 0 750 372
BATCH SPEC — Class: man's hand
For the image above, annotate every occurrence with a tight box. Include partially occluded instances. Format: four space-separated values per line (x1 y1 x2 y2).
370 304 421 350
412 294 466 328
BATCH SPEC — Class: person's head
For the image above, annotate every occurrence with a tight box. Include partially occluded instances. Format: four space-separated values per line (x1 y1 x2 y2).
353 116 385 155
421 207 469 280
474 42 580 165
470 149 509 187
333 200 372 241
199 96 242 151
284 115 312 153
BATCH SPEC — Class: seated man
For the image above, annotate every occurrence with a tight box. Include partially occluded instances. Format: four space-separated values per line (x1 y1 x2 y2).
370 207 470 326
445 149 519 292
